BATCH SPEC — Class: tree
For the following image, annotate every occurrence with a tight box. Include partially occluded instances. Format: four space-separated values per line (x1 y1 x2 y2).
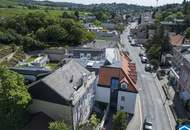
61 18 76 32
89 113 100 128
95 11 108 22
176 11 184 19
45 25 68 44
22 36 45 51
25 12 47 32
0 67 31 130
116 23 124 33
36 27 46 41
84 31 96 42
74 10 80 20
49 121 69 130
93 20 101 26
113 111 128 130
67 26 85 44
185 27 190 39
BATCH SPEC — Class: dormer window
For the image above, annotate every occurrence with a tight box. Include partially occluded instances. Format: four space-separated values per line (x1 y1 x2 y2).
80 53 84 59
121 83 128 90
87 53 91 59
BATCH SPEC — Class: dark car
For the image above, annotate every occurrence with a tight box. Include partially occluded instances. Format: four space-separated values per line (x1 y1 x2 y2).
139 52 144 57
145 64 153 72
144 116 153 130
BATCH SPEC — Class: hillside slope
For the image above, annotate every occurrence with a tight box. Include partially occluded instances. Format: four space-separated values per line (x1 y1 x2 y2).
0 0 20 6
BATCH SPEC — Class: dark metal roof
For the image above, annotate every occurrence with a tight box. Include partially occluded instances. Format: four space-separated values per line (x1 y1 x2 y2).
29 60 90 104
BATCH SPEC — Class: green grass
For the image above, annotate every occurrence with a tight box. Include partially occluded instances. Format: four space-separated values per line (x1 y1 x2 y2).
0 7 91 18
46 62 58 70
0 0 19 6
26 56 37 63
0 8 64 18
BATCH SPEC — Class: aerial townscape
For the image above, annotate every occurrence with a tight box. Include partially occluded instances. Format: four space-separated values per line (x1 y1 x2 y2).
1 0 190 130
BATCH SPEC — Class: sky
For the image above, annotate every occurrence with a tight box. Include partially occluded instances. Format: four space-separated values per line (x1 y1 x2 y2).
42 0 184 6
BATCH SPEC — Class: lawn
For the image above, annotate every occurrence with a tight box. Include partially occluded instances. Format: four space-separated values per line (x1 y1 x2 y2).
46 62 59 70
0 0 19 6
0 7 92 18
0 8 64 18
26 56 37 63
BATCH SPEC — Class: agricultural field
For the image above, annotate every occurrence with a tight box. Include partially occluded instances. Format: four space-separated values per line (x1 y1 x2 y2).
0 6 91 18
0 0 19 6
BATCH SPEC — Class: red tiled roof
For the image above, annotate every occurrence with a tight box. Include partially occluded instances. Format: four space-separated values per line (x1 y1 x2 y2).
169 34 184 46
98 52 138 93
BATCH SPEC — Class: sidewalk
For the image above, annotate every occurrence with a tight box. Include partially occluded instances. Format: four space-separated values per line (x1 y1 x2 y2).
126 94 142 130
154 75 176 130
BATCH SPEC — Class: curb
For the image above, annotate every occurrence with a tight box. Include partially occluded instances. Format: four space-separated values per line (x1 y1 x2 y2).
154 76 175 130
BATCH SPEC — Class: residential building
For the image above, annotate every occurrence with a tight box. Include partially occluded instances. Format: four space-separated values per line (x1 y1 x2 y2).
102 23 117 31
169 34 185 47
178 53 190 104
31 55 49 67
66 47 105 60
84 23 103 32
10 67 51 83
44 48 65 62
160 19 185 33
96 48 138 114
28 60 96 130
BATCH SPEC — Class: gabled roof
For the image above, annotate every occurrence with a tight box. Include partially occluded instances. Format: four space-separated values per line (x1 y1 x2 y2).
98 52 138 93
22 112 52 130
29 60 90 104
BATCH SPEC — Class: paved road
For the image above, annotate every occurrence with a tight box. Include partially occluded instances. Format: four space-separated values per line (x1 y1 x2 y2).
121 23 172 130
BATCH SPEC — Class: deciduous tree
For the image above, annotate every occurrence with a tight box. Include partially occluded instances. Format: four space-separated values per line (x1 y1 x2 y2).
0 67 31 130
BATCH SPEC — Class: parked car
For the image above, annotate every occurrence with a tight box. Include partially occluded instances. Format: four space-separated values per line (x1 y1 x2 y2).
129 39 132 43
139 52 144 57
130 43 136 46
145 64 153 72
141 56 148 63
144 116 153 130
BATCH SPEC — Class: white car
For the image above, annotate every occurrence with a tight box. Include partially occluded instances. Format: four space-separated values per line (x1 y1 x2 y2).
141 56 148 63
144 116 153 130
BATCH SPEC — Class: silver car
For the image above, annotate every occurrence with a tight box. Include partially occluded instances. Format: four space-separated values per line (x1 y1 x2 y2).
144 116 153 130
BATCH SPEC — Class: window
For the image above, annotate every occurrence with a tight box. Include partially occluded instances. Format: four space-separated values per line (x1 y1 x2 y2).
80 53 84 58
121 83 128 89
87 53 91 59
111 78 119 89
121 96 125 101
120 106 124 110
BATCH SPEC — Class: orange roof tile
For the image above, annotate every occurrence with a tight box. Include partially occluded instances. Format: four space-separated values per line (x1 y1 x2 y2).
169 34 184 46
98 52 138 93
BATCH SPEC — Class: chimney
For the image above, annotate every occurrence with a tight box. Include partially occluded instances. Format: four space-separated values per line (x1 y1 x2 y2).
82 73 88 87
70 75 73 83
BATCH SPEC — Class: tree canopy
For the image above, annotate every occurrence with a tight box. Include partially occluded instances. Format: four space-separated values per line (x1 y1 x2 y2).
113 111 128 130
0 67 31 130
49 121 69 130
185 27 190 39
0 12 95 51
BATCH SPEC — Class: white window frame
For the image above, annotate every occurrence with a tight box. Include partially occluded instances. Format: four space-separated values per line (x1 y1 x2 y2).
80 53 84 58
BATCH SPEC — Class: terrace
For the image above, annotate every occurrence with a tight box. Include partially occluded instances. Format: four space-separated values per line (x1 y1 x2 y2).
17 55 59 70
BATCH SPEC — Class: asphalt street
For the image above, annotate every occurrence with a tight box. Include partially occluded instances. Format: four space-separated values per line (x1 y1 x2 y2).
121 23 172 130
